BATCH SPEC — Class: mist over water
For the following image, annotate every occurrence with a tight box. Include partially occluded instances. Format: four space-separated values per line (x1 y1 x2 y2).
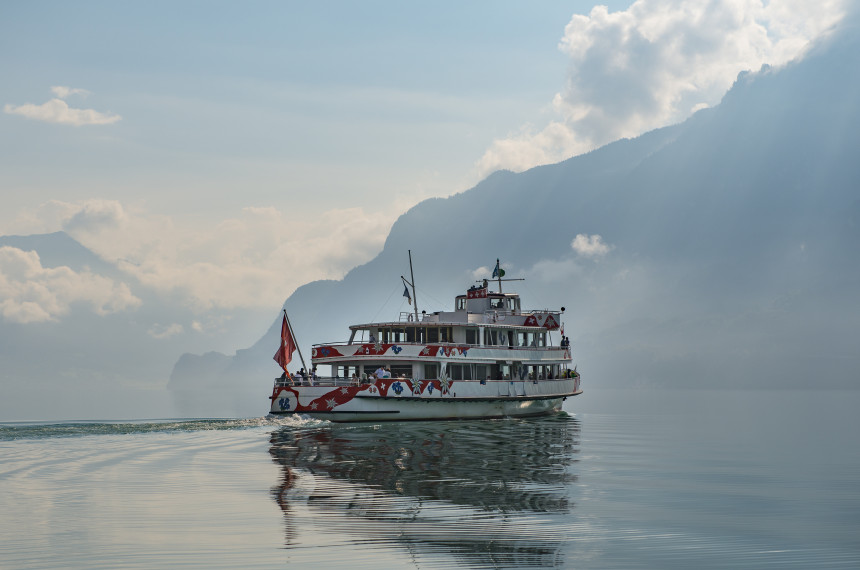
2 389 858 568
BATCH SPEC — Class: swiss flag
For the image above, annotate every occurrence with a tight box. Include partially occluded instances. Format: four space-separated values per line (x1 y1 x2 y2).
273 313 296 372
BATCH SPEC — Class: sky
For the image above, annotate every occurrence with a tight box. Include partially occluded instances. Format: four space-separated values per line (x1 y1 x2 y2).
0 0 848 322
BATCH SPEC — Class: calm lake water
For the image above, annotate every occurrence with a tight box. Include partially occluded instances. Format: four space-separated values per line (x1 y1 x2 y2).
2 388 859 569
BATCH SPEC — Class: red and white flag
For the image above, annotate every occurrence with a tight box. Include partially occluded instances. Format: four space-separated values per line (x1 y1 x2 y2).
273 312 296 372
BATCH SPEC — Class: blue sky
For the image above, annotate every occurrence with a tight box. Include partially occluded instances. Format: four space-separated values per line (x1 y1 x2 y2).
0 0 847 319
2 1 615 216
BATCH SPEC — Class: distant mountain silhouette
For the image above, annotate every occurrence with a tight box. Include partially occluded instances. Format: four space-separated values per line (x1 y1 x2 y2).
0 231 115 274
170 19 860 416
0 232 272 420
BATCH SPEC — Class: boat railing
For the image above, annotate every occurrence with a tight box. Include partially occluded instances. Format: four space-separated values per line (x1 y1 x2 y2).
274 374 577 389
397 312 434 322
273 376 355 388
311 340 569 351
484 309 512 321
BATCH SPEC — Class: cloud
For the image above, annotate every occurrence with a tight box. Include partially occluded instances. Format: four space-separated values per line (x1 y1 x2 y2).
4 86 121 126
63 199 128 233
470 266 492 280
0 246 141 324
18 200 395 311
476 0 847 176
148 323 184 339
50 86 89 99
571 234 613 257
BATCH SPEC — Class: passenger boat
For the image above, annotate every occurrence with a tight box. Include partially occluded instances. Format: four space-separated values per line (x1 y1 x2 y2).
269 257 582 421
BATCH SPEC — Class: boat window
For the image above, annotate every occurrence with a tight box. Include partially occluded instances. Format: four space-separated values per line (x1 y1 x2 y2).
406 327 416 342
439 327 452 342
476 364 488 380
424 363 438 379
390 364 412 378
465 328 478 345
427 327 439 343
456 297 466 311
484 329 504 345
337 365 359 378
447 364 473 381
514 363 527 380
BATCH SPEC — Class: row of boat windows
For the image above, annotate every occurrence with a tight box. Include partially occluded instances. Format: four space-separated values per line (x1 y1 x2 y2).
334 363 563 381
354 327 548 347
455 296 519 311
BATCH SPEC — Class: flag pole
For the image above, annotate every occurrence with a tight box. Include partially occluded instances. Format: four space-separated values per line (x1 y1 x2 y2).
283 309 307 372
408 249 418 322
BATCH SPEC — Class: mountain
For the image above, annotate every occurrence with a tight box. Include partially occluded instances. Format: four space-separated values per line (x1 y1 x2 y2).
0 232 273 420
0 231 115 274
170 19 860 416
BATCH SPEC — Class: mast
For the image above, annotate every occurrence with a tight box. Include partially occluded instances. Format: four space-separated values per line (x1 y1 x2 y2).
485 258 523 294
284 310 308 372
408 249 419 322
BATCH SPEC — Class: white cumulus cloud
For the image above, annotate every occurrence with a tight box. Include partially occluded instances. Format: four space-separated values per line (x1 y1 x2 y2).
17 200 396 311
4 86 121 126
571 234 613 257
50 86 89 99
476 0 847 176
0 246 141 324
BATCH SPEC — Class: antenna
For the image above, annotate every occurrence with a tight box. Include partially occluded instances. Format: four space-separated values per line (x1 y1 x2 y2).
401 250 419 321
482 258 524 294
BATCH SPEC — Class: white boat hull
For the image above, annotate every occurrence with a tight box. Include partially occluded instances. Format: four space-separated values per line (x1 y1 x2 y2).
269 377 581 422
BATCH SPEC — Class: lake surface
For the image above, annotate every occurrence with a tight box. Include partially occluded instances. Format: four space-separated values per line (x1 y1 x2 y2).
2 388 859 568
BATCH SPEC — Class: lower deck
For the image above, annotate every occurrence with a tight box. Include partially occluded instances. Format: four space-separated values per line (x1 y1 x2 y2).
269 375 582 422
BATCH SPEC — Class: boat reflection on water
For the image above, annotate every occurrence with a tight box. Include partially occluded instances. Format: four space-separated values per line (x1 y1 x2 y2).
269 414 581 567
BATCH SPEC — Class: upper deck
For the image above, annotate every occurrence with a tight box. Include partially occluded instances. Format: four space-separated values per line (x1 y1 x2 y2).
311 282 568 366
350 284 561 331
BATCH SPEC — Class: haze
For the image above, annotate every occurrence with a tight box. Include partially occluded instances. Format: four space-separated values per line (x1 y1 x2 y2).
1 1 855 420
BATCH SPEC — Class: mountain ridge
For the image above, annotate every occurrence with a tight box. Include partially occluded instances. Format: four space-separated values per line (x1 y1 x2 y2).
167 20 860 416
